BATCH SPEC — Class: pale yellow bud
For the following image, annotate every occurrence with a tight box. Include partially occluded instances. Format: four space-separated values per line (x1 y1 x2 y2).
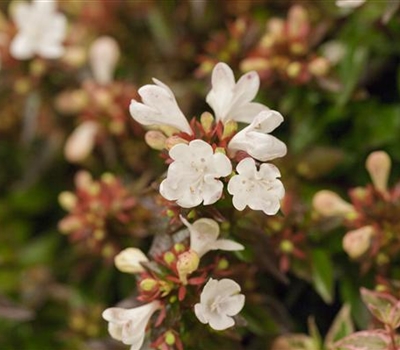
75 171 93 189
313 190 355 217
286 62 302 78
58 216 81 233
308 57 330 77
62 46 87 68
114 247 149 274
343 226 375 259
365 151 391 195
221 120 238 139
176 250 200 285
240 57 270 73
200 112 214 133
140 278 158 291
144 130 167 150
58 191 77 211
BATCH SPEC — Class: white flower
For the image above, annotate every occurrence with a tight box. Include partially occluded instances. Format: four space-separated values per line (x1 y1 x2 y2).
159 139 232 208
181 216 244 258
10 0 67 60
114 248 149 274
102 301 160 350
129 79 193 135
194 278 245 331
228 110 287 162
89 36 120 85
64 121 99 163
227 157 284 215
206 62 268 124
336 0 365 8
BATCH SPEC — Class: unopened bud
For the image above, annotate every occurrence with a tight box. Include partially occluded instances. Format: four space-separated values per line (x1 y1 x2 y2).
174 243 185 253
217 258 229 270
140 278 158 291
287 5 309 40
343 225 375 259
308 57 330 77
62 46 87 68
101 173 116 185
313 190 355 217
214 147 226 155
30 59 47 78
58 191 77 211
58 216 81 233
286 61 302 78
365 151 391 195
163 251 176 265
145 130 167 150
165 331 176 346
75 171 93 189
240 57 270 73
64 121 98 163
280 240 294 254
55 89 88 115
267 18 285 40
222 120 238 139
200 112 214 133
165 136 188 150
114 247 149 274
176 250 200 285
89 36 120 85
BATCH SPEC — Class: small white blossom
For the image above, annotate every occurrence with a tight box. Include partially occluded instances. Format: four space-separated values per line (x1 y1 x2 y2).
159 139 232 208
228 157 284 215
89 36 120 85
194 278 245 331
114 248 149 274
206 62 268 124
102 301 160 350
228 110 287 162
129 79 193 135
10 0 67 60
64 121 99 163
336 0 365 8
181 216 244 258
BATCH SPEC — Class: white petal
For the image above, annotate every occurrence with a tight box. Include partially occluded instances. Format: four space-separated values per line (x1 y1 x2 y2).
209 313 235 331
37 42 64 59
236 157 257 177
212 152 233 177
232 71 260 105
212 239 244 252
229 102 269 124
214 278 242 297
200 278 219 303
202 179 224 206
169 143 189 161
11 2 31 28
194 303 209 324
223 294 245 316
10 33 35 60
188 139 214 159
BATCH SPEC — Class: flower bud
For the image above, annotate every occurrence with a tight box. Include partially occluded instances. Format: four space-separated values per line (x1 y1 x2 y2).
280 240 294 254
144 130 167 150
308 57 330 77
176 250 200 285
58 216 81 233
139 278 158 292
165 331 176 346
286 61 302 79
58 191 77 211
312 190 355 217
64 121 99 163
89 36 120 85
221 120 238 139
200 112 214 133
240 57 270 73
114 248 149 274
342 225 375 259
365 151 391 195
165 135 189 150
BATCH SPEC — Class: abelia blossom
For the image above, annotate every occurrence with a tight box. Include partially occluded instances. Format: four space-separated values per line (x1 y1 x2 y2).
194 278 245 330
336 0 366 8
64 121 99 163
206 62 268 124
159 140 232 208
129 79 193 135
228 110 287 162
102 301 160 350
228 157 284 215
181 217 244 258
10 0 67 60
114 248 149 274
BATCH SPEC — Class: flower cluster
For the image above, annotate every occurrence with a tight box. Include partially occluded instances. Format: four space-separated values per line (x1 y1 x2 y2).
130 62 286 215
313 151 400 278
58 171 148 259
240 5 330 85
103 217 245 350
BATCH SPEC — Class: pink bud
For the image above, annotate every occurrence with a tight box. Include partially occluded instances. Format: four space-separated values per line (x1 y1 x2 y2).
313 190 355 217
342 226 375 259
64 121 99 163
89 36 120 85
365 151 391 195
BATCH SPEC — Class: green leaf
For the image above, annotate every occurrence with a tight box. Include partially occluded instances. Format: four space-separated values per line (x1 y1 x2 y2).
325 304 354 348
311 249 334 304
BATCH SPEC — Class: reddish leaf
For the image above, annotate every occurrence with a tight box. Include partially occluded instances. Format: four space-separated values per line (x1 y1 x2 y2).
332 329 399 350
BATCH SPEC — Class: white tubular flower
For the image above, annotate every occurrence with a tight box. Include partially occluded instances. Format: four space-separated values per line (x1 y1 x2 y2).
159 140 232 208
102 301 160 350
181 217 244 258
114 248 149 274
206 62 268 124
89 36 120 85
194 278 245 331
10 0 67 60
64 121 99 163
228 158 284 215
336 0 365 8
228 110 287 162
129 79 193 135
